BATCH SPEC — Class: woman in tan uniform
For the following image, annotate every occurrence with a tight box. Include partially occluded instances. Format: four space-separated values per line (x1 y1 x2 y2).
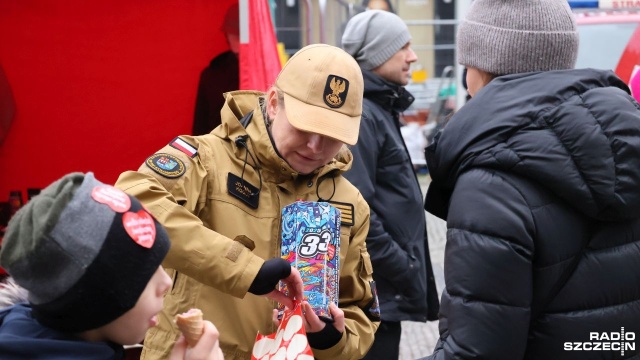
115 44 380 360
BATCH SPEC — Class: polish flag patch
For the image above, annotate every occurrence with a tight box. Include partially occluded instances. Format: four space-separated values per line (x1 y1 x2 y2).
170 137 198 158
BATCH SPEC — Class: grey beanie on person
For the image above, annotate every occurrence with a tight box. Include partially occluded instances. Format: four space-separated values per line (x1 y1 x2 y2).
457 0 579 76
342 10 412 70
0 172 170 332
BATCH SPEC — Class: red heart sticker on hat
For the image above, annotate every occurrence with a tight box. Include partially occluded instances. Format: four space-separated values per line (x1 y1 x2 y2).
92 186 131 213
123 211 156 248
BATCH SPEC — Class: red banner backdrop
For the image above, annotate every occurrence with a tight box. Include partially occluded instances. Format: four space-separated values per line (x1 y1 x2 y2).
239 0 282 91
0 0 240 201
0 64 15 147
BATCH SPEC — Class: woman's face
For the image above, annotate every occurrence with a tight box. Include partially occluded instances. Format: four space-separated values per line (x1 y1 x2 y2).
267 89 344 175
465 67 494 97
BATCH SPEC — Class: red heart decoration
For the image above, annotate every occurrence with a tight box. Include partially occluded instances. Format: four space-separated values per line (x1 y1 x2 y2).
251 302 313 360
91 186 131 213
123 211 156 248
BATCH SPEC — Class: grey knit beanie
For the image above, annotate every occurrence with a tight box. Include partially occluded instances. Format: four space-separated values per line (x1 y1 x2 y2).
0 172 170 332
342 10 412 70
457 0 579 76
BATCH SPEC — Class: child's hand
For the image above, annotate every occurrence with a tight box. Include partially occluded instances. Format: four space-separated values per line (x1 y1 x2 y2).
169 321 224 360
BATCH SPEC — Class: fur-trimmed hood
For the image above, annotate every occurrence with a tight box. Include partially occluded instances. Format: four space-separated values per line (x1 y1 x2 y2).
0 277 28 309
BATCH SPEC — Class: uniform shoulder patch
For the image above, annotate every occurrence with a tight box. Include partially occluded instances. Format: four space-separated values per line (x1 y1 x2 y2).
169 137 198 158
328 201 354 226
145 153 186 178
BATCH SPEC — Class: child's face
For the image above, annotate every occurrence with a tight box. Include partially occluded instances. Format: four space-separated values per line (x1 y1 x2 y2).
85 266 172 345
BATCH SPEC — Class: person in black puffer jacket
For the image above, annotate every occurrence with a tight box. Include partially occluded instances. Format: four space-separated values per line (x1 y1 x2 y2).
420 0 640 359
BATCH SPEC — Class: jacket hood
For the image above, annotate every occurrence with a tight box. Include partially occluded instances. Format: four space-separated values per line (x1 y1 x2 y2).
214 90 354 180
362 70 414 113
427 68 640 221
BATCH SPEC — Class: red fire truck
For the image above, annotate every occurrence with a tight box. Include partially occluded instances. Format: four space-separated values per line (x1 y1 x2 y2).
571 0 640 99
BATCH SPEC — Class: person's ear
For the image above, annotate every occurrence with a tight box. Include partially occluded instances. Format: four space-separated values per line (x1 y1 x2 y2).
266 89 279 119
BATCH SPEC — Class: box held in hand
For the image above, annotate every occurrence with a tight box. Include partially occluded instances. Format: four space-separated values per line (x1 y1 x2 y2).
279 201 340 320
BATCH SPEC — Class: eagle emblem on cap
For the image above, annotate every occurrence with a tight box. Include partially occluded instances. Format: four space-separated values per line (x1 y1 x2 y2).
323 75 350 109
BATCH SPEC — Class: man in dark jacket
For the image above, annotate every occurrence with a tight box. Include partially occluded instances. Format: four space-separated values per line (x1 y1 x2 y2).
342 10 440 360
421 0 640 358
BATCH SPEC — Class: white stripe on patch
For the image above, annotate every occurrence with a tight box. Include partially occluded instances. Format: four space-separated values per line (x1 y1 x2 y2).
170 137 197 157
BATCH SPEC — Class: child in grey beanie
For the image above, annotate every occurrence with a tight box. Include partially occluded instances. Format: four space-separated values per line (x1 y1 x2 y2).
0 172 223 360
342 10 412 71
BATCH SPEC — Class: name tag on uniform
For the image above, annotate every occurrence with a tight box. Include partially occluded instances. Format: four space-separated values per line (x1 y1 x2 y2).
227 172 259 209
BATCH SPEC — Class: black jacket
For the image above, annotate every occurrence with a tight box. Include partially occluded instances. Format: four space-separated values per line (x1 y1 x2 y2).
424 69 640 359
0 303 124 359
344 70 439 322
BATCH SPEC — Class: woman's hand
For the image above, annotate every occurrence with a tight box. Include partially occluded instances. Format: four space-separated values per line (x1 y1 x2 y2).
301 302 345 333
271 301 345 334
263 267 304 309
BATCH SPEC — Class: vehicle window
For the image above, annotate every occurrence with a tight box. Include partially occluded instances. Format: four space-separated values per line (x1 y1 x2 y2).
575 23 637 71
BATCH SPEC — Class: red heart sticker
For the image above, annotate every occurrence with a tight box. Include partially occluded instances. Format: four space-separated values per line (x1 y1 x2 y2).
251 302 313 360
123 211 156 248
91 186 131 213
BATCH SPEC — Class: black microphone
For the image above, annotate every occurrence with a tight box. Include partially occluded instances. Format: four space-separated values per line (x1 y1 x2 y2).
235 135 248 148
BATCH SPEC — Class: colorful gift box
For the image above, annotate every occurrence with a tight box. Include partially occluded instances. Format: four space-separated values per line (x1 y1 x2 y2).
279 201 340 319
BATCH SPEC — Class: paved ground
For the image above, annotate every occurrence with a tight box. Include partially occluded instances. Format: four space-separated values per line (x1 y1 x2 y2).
398 174 447 360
